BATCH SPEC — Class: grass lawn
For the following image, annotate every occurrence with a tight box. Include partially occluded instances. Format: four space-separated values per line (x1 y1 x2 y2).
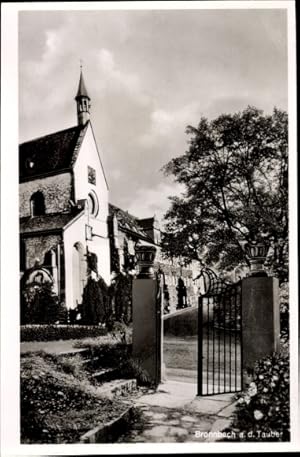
164 332 241 381
163 336 198 370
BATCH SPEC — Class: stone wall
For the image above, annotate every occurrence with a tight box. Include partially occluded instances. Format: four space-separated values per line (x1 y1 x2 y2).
109 223 199 315
19 173 73 217
155 261 198 313
24 234 62 269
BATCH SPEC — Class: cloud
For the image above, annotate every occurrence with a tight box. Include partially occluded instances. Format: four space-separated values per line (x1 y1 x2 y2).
110 168 121 180
125 181 185 223
19 9 288 219
139 103 201 149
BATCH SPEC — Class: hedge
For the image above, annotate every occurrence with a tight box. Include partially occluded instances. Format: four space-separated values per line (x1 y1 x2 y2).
21 325 107 342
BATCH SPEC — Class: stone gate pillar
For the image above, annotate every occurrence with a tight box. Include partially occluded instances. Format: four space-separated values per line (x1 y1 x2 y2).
132 245 163 386
242 241 281 371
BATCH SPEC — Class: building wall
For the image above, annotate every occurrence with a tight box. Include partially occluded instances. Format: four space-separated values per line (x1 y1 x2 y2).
73 123 109 234
155 260 198 313
19 173 72 217
63 212 110 309
109 222 199 314
23 234 62 269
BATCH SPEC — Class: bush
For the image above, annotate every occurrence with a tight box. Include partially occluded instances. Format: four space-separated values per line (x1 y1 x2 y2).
21 324 107 342
74 333 131 370
121 358 153 386
53 354 87 378
110 273 133 324
224 351 289 441
81 276 110 325
21 283 67 325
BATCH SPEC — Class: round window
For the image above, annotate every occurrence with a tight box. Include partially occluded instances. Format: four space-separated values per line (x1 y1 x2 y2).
87 192 99 216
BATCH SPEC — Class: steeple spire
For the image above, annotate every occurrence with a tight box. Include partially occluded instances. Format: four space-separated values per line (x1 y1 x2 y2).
75 64 91 126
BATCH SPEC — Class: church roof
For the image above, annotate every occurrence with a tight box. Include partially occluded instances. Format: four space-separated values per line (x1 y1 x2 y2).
109 203 152 241
20 211 83 235
19 123 88 181
75 71 90 100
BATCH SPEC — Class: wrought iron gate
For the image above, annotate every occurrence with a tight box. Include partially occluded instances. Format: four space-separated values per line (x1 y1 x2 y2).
197 269 242 396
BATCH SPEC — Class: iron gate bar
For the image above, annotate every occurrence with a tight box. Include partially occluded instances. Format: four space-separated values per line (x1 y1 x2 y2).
207 298 209 394
212 298 215 395
240 286 243 392
223 293 226 393
234 286 237 391
229 292 232 391
198 272 242 397
198 296 203 396
218 295 221 393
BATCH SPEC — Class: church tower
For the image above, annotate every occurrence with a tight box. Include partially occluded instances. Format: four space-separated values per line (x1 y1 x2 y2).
75 68 91 126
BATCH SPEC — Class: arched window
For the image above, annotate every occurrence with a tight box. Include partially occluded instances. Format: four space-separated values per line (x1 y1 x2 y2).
30 191 45 216
87 191 99 217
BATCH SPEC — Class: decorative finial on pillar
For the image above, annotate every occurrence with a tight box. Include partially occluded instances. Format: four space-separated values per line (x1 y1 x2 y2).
135 245 157 278
244 238 269 277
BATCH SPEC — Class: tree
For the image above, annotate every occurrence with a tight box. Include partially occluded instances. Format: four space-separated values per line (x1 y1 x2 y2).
81 251 109 324
162 107 288 281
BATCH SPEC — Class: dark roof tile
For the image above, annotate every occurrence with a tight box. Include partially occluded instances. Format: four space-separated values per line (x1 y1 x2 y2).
20 211 83 234
109 203 151 240
19 124 88 180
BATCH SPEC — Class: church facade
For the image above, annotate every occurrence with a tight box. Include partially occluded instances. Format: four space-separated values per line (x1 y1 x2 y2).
19 71 199 312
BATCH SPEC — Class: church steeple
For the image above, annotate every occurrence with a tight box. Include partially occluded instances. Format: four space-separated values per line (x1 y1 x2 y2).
75 66 91 126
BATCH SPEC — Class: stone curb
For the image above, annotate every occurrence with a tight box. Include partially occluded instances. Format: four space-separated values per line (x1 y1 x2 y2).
79 405 134 443
97 378 137 399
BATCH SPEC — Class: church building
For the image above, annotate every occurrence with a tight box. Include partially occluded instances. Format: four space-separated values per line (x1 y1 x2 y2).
19 71 110 309
19 70 198 312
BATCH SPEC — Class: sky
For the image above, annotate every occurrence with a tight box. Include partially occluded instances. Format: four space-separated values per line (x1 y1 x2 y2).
19 7 288 222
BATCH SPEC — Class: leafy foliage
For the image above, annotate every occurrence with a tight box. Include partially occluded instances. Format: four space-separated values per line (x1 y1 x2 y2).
162 107 288 281
74 333 132 370
224 351 289 441
121 358 153 386
81 276 110 325
279 281 289 343
20 324 107 342
110 273 133 324
21 282 67 325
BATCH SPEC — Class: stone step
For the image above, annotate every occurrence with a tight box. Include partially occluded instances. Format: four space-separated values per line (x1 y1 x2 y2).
91 367 120 383
96 378 137 399
56 348 90 358
81 356 100 366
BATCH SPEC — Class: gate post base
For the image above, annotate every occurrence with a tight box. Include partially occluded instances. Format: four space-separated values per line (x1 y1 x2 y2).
132 278 162 386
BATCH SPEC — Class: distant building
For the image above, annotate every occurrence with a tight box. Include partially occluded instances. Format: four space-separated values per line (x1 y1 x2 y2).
19 70 199 312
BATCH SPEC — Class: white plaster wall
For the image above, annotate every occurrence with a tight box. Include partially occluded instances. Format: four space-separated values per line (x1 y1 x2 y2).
73 123 109 239
63 212 110 309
